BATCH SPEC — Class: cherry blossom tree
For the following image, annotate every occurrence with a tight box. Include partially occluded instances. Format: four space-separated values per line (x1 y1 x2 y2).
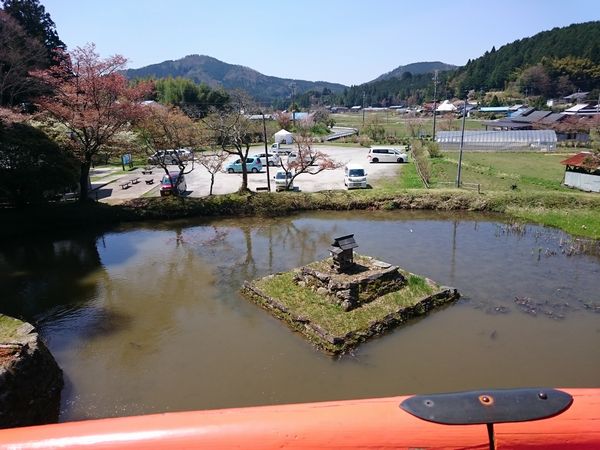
31 44 151 202
277 135 343 191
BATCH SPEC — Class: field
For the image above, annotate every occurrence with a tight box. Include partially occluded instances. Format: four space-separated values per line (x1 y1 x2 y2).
429 151 573 192
331 111 486 138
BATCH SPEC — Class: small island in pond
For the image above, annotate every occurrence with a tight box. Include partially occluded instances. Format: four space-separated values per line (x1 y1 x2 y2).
242 235 460 355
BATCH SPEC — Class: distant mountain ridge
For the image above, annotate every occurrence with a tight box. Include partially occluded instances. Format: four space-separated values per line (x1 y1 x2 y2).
372 61 458 82
124 54 347 103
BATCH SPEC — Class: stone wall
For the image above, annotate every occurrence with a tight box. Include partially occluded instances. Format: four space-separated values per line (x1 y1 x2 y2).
296 264 406 311
0 316 63 429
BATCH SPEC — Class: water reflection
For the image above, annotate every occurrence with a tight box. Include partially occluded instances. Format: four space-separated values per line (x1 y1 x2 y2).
0 210 598 422
0 233 103 322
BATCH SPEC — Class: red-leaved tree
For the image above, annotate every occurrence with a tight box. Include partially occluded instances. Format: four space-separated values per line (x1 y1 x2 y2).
32 43 151 202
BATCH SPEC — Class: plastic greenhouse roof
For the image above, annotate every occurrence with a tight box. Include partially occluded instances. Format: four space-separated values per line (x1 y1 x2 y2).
436 130 557 143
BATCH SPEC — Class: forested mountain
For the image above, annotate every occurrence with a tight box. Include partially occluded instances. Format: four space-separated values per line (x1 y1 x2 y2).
330 21 600 107
124 54 346 103
452 21 600 93
327 70 456 108
372 61 457 82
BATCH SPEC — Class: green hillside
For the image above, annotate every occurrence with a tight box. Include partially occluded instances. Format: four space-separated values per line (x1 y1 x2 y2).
452 21 600 92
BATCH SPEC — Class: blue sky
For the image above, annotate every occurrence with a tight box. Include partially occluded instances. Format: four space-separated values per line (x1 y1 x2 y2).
43 0 599 86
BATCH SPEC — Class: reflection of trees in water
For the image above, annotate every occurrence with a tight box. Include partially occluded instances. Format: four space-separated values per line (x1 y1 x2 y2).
253 218 337 272
0 233 104 321
188 218 339 289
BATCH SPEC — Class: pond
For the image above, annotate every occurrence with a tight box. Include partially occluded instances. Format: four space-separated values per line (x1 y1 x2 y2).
0 211 598 422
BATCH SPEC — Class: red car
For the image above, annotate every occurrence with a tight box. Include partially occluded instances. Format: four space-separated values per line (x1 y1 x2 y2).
159 172 187 196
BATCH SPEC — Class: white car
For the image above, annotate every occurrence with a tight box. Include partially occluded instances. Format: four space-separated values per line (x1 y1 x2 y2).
367 146 408 163
148 149 193 164
344 164 368 189
273 170 294 191
252 152 280 167
287 152 313 166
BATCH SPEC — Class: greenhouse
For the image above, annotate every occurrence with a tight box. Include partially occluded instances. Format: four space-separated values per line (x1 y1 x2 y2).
436 130 557 152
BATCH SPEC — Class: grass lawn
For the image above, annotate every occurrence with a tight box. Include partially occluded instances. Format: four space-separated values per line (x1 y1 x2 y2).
380 161 424 190
429 151 574 192
90 165 142 181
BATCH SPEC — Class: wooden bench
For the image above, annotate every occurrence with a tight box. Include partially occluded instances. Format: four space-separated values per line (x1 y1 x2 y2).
131 177 140 184
141 168 153 175
256 186 270 192
145 179 154 185
119 181 131 189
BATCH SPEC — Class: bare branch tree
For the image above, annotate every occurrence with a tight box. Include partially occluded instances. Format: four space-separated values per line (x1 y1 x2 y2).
196 148 229 195
136 104 202 192
203 92 259 193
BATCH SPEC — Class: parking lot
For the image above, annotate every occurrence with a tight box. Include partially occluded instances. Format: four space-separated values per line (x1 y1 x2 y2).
98 144 406 202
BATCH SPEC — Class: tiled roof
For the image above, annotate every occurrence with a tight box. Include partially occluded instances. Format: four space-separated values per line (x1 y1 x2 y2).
560 152 600 170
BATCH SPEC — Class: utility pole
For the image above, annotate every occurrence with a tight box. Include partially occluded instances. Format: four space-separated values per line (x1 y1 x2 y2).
432 70 439 140
362 92 366 126
262 111 271 192
456 97 467 188
290 82 296 129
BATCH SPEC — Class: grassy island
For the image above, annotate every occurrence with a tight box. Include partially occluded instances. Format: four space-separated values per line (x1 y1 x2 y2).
242 256 459 355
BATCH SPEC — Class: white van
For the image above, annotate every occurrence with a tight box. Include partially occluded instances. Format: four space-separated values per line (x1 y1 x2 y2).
367 146 408 163
344 164 368 189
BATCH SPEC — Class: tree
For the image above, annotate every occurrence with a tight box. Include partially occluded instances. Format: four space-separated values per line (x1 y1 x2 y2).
203 92 259 192
0 113 78 205
274 111 291 130
196 148 229 195
276 134 342 190
363 117 385 142
518 65 552 97
136 104 200 190
31 44 152 202
0 10 47 106
153 77 229 118
2 0 65 64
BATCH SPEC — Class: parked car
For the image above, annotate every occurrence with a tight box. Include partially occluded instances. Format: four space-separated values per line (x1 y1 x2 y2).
273 170 294 191
270 143 292 155
287 151 313 166
367 146 408 163
344 164 368 189
148 149 193 165
159 171 187 196
252 152 280 167
226 157 263 173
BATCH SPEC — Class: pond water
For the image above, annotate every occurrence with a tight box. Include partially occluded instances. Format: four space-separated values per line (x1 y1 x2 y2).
0 211 599 422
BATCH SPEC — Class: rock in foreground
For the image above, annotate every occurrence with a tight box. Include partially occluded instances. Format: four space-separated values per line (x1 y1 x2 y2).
0 315 63 429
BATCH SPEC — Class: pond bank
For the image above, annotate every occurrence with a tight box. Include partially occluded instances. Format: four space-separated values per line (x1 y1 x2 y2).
0 315 63 428
1 189 599 239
